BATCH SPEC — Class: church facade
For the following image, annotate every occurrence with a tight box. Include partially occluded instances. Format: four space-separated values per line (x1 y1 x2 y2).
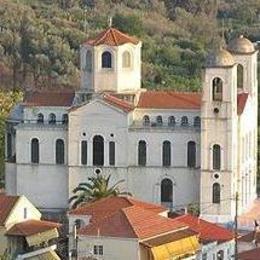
5 28 258 223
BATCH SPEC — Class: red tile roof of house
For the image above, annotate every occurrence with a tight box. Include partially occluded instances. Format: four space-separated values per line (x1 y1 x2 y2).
84 27 139 46
173 214 234 243
0 194 19 226
78 205 186 239
103 94 135 112
69 196 166 219
137 91 201 110
238 247 260 260
23 91 75 107
237 92 249 115
238 230 260 243
5 219 61 236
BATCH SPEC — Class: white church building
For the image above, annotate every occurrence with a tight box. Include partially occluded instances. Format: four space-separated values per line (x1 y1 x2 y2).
5 28 258 224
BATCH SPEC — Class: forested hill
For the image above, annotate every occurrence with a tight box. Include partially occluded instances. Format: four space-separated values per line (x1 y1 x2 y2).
0 0 260 92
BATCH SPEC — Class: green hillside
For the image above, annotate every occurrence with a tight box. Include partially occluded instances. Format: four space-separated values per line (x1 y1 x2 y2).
1 0 260 91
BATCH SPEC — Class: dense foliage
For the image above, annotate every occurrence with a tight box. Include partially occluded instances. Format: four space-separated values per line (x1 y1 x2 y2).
1 0 260 91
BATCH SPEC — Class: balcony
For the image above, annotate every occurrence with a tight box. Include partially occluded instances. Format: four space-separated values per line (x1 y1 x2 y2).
129 121 201 132
17 120 68 130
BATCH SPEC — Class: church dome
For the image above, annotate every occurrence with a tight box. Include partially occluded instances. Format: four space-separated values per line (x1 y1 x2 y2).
206 48 235 68
227 35 255 54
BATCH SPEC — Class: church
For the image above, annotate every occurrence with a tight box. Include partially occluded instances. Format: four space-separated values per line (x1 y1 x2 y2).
5 27 258 224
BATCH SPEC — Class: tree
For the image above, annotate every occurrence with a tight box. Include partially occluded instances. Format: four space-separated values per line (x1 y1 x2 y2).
69 174 131 209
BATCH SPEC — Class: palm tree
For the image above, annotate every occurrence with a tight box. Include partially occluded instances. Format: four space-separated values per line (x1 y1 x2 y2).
69 174 131 209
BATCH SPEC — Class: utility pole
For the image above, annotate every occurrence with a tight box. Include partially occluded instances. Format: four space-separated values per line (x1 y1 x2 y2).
234 191 239 260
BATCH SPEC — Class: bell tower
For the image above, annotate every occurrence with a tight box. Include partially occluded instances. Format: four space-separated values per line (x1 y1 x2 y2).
227 36 258 211
80 27 142 94
200 48 238 223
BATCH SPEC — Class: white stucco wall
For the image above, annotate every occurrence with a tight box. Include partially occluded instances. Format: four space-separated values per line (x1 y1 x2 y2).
77 235 140 260
80 42 142 93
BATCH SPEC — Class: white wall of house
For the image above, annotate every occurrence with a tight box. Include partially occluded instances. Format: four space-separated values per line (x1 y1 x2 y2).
76 235 140 260
197 240 235 260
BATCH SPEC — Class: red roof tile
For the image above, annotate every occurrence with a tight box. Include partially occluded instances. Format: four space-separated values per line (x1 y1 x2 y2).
0 194 19 226
103 94 134 112
238 247 260 260
6 219 61 236
137 91 201 110
173 214 234 243
237 92 249 115
84 27 139 46
69 196 166 220
78 205 186 239
23 91 75 107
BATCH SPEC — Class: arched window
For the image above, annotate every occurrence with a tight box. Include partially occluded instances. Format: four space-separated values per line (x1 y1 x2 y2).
213 144 221 170
143 115 150 126
62 114 68 125
212 77 223 101
168 116 176 127
56 139 64 164
48 113 56 124
102 51 112 68
212 183 221 204
31 138 39 163
161 178 173 203
109 141 115 166
85 50 92 72
217 250 224 260
156 116 163 126
138 140 146 166
162 141 171 167
237 64 244 89
81 141 87 165
193 116 201 127
7 133 12 160
181 116 188 127
37 113 44 124
93 135 104 166
122 51 131 68
187 141 196 168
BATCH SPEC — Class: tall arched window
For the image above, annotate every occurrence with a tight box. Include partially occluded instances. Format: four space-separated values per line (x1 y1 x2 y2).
212 183 221 204
37 113 44 124
193 116 201 127
187 141 196 168
102 51 112 68
122 51 131 68
156 116 163 126
143 115 150 126
62 114 68 125
168 116 176 127
85 50 92 72
81 141 87 165
93 135 104 166
138 140 146 166
217 250 224 260
48 113 56 124
56 139 64 164
162 141 171 167
161 178 173 203
181 116 188 127
31 138 39 163
237 64 244 89
7 133 12 159
109 141 115 166
212 77 223 101
213 144 221 170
